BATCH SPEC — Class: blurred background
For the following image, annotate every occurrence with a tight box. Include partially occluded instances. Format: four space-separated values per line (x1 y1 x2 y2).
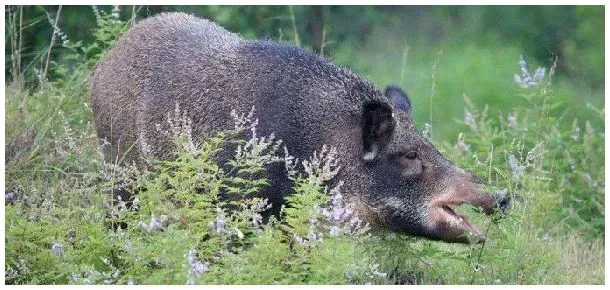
5 5 604 139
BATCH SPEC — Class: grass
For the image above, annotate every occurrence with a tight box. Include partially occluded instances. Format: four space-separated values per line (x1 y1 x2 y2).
4 6 605 285
332 26 604 140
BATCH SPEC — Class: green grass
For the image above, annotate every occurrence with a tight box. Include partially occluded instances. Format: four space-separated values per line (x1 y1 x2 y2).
332 27 604 140
4 7 605 285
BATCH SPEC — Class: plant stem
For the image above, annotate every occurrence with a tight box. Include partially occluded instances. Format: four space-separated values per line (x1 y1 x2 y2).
429 50 443 138
470 220 494 284
17 6 23 91
43 5 63 82
288 6 301 47
399 46 409 84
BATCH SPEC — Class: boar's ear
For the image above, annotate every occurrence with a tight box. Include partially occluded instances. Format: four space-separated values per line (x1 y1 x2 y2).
362 102 395 161
384 85 411 114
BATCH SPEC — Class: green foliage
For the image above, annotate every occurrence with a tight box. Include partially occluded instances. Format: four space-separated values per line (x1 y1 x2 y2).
7 6 603 90
81 6 129 67
563 6 605 88
5 5 604 285
446 62 605 241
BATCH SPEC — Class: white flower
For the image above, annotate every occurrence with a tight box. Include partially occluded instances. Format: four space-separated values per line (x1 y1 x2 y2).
111 6 120 20
507 114 517 128
51 242 65 258
507 155 525 181
514 55 546 89
185 248 209 285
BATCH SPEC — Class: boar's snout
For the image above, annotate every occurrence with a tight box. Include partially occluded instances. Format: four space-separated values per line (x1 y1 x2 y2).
427 173 501 243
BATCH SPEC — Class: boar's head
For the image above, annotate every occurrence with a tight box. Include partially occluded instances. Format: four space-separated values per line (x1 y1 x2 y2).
356 85 500 243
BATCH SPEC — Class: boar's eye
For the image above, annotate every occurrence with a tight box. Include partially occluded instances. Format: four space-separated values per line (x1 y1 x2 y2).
397 151 423 178
405 151 418 160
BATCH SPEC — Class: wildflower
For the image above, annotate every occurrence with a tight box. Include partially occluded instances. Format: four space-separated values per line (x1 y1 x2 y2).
325 185 349 222
422 123 432 139
163 103 197 151
571 124 581 141
124 238 133 253
234 227 244 239
70 272 80 283
329 226 341 237
455 133 471 153
215 208 227 233
139 131 153 157
533 67 546 81
111 5 120 21
307 225 323 242
525 142 545 166
251 212 263 229
507 155 525 181
51 242 65 258
185 248 210 285
234 131 283 168
231 106 284 170
91 6 101 25
369 263 387 278
541 234 552 242
507 114 517 128
463 110 478 130
464 111 474 124
344 270 354 280
283 146 299 177
45 9 69 48
7 259 28 281
34 68 43 82
139 214 168 232
365 263 388 284
100 137 111 148
293 233 306 245
251 198 271 229
293 207 325 246
5 190 16 204
230 106 256 133
302 145 340 184
321 181 368 237
305 206 324 243
514 55 546 89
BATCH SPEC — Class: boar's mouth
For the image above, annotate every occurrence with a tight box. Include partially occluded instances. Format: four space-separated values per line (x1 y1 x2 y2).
429 189 496 244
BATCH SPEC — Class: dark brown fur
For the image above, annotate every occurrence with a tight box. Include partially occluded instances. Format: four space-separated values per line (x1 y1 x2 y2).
91 13 499 243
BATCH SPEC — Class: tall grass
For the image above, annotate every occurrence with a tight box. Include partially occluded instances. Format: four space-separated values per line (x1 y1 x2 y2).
4 6 604 284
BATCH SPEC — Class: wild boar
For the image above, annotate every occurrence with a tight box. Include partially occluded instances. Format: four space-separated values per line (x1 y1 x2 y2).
91 12 501 243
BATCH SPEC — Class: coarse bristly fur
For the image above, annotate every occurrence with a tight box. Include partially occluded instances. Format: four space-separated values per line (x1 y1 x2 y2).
91 12 503 243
